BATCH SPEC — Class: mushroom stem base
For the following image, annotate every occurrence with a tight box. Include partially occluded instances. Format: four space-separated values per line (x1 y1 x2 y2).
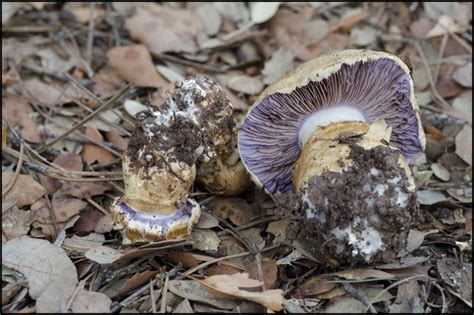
111 198 201 243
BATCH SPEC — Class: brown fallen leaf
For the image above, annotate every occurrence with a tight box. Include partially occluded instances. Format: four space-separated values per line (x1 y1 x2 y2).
55 181 111 199
201 272 284 311
397 229 439 257
455 125 472 165
32 197 88 224
437 258 472 307
2 236 78 299
164 252 199 269
189 229 221 251
206 197 255 226
205 264 242 277
227 74 264 95
40 153 84 194
105 130 129 151
72 208 105 233
452 63 472 88
125 4 202 55
2 206 34 241
2 94 41 142
22 79 73 106
85 245 124 265
107 45 167 88
2 171 46 208
298 276 337 297
81 127 115 165
262 48 294 85
247 260 278 290
116 270 159 298
388 279 423 313
92 67 124 99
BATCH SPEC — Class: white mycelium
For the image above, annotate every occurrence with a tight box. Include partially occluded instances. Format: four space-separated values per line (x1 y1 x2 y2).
331 216 384 261
298 105 366 147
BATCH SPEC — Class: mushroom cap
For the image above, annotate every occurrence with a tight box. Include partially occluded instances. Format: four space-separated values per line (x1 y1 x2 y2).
111 197 201 243
238 49 425 193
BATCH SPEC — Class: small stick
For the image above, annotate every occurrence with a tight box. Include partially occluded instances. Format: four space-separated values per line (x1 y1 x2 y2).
85 2 96 74
160 275 169 313
150 278 158 313
341 281 376 313
2 140 25 196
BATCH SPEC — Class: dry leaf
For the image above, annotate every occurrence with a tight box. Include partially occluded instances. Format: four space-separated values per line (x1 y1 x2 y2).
2 236 78 299
452 90 472 115
452 63 472 88
125 4 202 55
56 181 111 199
262 48 294 85
81 127 115 165
94 213 114 233
302 19 330 46
327 268 395 281
168 280 240 310
431 163 450 181
22 79 73 106
205 264 242 277
71 290 112 313
123 99 148 117
85 245 124 264
397 229 439 257
156 65 186 83
107 45 167 88
455 125 472 165
201 272 284 311
164 252 198 269
173 298 194 313
2 171 46 208
227 75 264 95
190 229 221 251
116 270 159 298
32 197 88 224
250 2 281 24
2 206 33 241
388 280 423 313
63 233 105 251
105 130 129 151
36 282 76 313
196 211 219 229
324 296 366 313
350 25 379 46
206 197 254 226
2 94 41 142
247 260 278 290
195 3 221 36
425 14 467 38
298 276 336 297
437 258 472 307
417 189 447 205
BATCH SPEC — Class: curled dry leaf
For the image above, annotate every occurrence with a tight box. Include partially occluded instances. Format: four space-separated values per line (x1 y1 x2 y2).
201 272 284 311
125 4 202 55
2 171 46 208
107 45 167 88
2 236 78 299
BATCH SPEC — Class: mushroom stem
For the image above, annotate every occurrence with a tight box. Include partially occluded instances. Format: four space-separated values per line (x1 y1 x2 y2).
293 120 417 263
298 106 367 147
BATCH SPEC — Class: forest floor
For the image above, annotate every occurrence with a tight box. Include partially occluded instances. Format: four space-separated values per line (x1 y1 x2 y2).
2 2 472 313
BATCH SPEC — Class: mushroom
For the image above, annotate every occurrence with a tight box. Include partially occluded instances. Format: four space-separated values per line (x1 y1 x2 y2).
238 50 426 263
112 76 250 243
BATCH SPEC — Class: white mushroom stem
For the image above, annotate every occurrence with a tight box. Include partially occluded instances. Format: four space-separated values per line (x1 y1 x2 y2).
298 106 367 147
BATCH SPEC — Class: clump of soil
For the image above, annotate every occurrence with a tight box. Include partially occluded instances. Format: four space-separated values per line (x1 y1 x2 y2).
282 144 419 266
126 76 235 174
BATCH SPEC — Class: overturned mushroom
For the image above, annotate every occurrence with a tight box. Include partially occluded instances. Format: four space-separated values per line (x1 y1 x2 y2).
112 76 250 243
238 50 426 263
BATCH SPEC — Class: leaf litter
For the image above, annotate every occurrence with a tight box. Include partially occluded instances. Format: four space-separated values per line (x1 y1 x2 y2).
1 2 472 313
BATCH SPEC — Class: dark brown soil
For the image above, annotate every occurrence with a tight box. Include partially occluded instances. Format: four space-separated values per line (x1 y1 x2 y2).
126 76 235 174
282 144 419 266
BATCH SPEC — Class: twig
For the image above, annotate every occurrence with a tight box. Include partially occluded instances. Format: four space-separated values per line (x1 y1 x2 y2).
86 198 109 215
216 215 281 237
2 140 25 197
433 33 449 83
431 282 448 314
150 278 158 313
181 244 280 278
86 3 96 71
364 275 435 312
342 281 376 313
160 275 169 313
36 83 132 153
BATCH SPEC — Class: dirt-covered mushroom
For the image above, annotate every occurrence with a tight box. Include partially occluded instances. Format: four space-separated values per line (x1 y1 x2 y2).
238 50 425 264
112 76 250 243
